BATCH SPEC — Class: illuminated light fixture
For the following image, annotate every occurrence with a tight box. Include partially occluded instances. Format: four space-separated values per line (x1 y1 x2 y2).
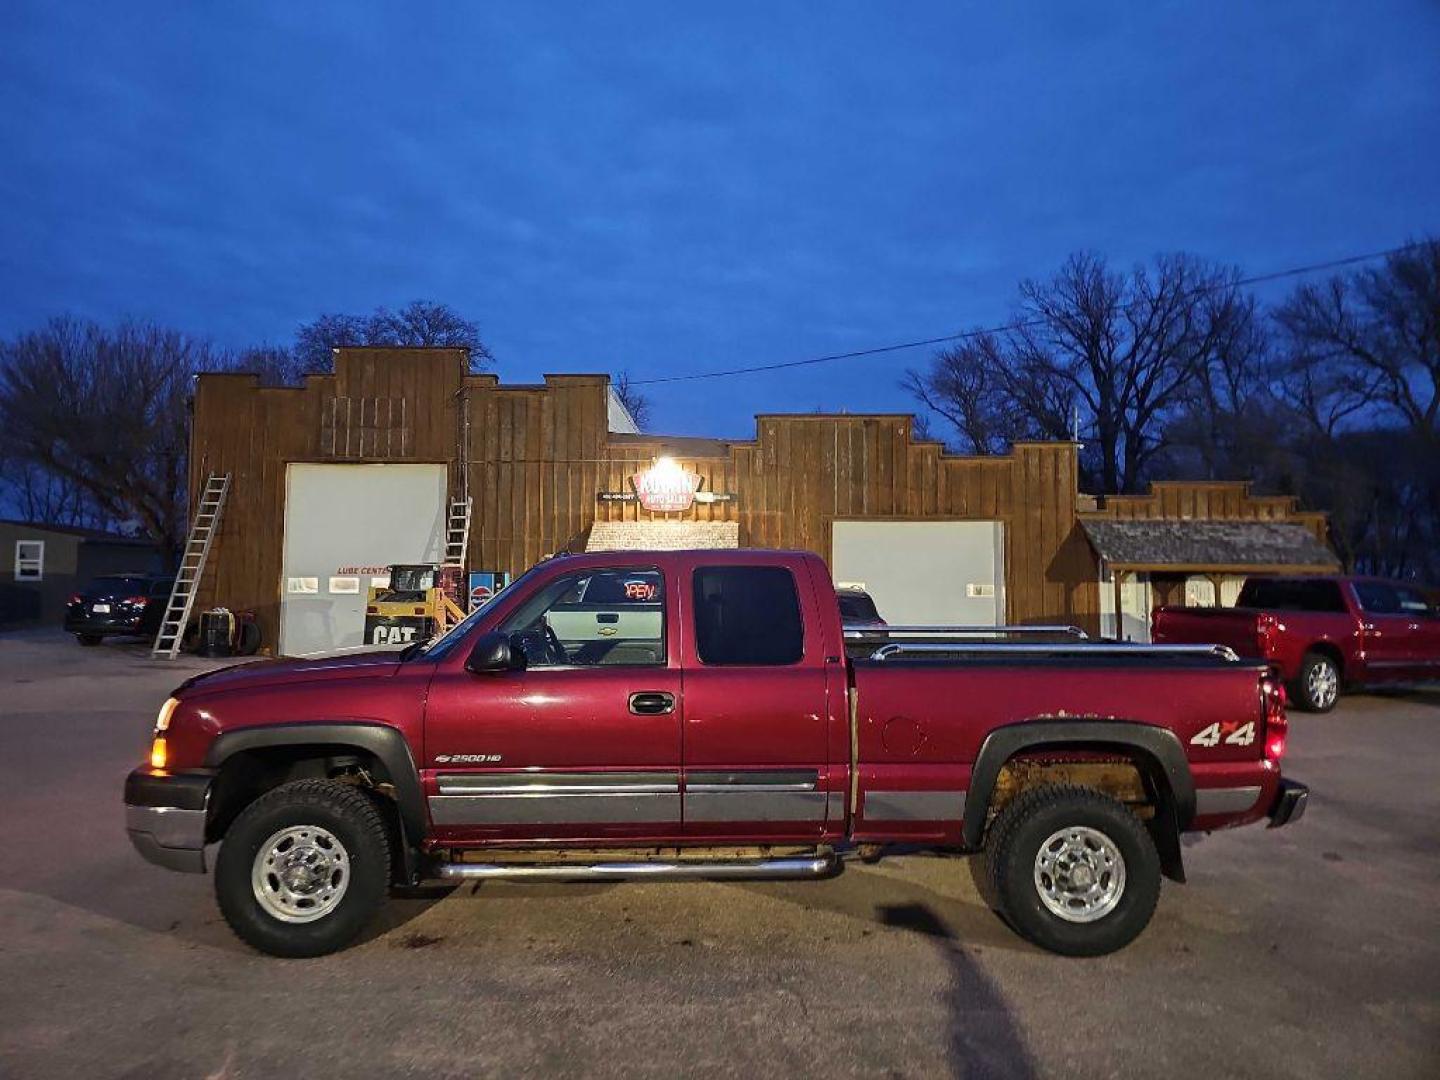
154 697 180 734
632 456 703 512
150 736 168 770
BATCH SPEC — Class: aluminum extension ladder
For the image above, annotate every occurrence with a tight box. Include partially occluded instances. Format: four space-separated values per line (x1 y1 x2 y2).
443 495 472 569
151 472 230 659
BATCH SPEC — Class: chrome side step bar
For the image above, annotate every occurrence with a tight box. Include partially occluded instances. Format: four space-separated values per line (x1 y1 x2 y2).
435 853 838 883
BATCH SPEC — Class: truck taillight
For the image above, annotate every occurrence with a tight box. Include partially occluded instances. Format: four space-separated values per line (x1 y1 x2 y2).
1255 612 1278 654
124 595 149 607
1261 675 1288 762
68 593 83 606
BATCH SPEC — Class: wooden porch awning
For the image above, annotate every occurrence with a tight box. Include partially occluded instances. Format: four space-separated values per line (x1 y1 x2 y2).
1079 519 1339 575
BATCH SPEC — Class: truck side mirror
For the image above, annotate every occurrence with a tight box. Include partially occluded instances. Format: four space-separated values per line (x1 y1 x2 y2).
465 631 525 675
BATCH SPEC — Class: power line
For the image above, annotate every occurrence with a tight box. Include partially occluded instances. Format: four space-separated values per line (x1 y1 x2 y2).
632 240 1421 387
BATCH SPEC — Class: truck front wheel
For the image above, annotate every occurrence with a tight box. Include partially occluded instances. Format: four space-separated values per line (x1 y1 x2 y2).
215 779 392 958
985 784 1161 957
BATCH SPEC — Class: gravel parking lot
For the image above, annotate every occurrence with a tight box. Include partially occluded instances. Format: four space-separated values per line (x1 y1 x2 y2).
0 628 1436 1079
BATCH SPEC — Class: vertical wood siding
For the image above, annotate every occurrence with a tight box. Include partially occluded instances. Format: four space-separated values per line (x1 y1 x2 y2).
190 349 1328 651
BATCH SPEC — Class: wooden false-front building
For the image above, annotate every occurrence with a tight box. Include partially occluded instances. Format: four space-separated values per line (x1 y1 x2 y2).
188 348 1336 655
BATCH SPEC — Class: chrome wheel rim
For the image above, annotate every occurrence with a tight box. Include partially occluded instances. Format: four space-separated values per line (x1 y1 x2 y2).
1307 660 1338 709
1033 826 1126 923
251 825 350 924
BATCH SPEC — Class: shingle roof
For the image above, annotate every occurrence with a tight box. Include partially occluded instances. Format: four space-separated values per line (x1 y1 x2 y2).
1079 519 1339 571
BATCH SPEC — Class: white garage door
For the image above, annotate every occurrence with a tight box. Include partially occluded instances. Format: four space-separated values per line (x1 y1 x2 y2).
280 463 447 656
831 521 1005 626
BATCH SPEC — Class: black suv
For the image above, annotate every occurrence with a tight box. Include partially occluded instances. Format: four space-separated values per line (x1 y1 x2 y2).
64 575 173 646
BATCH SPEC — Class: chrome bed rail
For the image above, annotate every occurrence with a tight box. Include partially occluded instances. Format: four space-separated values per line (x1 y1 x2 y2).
867 641 1242 662
843 624 1090 640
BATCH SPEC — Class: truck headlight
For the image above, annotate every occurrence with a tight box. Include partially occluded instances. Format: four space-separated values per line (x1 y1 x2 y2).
154 697 179 735
149 697 179 770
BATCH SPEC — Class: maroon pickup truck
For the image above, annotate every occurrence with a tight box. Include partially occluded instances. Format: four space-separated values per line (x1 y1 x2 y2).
125 549 1306 958
1153 575 1440 712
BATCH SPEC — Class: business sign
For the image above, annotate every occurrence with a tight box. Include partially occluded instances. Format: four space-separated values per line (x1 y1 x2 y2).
632 458 702 512
596 456 736 513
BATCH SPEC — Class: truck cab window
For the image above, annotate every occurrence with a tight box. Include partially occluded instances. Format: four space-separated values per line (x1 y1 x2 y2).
1352 581 1401 615
497 568 665 667
693 566 804 666
1393 585 1436 617
1239 578 1345 612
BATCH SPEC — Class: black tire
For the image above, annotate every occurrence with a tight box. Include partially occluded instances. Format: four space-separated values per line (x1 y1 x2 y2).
236 620 262 656
985 784 1161 957
1293 651 1340 713
76 633 102 647
215 779 391 958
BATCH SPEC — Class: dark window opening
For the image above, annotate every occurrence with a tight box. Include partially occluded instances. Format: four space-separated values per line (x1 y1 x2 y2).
837 591 881 622
1352 581 1402 615
693 566 804 666
1237 578 1346 613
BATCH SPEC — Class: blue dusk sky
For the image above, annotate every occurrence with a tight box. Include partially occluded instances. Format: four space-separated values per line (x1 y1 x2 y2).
2 2 1438 438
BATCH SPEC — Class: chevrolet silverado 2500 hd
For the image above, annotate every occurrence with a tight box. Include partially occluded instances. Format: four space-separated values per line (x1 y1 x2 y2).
125 549 1307 958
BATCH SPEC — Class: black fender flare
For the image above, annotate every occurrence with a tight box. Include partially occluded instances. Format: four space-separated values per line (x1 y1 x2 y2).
205 722 426 855
963 719 1195 882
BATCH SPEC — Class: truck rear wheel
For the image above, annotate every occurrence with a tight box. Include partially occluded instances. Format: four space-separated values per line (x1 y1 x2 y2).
215 779 391 958
1294 651 1340 712
985 784 1160 957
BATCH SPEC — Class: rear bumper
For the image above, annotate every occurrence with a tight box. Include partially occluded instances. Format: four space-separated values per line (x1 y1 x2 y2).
1267 778 1309 829
123 767 215 873
66 616 143 635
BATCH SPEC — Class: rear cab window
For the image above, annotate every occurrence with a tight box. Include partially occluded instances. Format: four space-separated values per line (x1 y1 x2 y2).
1394 586 1437 616
1238 578 1346 613
693 566 804 666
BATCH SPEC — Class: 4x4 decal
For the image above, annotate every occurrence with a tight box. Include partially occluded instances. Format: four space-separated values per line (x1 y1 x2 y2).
1191 720 1256 748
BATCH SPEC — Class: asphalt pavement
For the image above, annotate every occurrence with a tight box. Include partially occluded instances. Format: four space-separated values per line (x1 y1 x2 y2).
0 627 1436 1079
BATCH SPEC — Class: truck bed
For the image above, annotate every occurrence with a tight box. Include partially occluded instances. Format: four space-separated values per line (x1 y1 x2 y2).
1151 605 1267 659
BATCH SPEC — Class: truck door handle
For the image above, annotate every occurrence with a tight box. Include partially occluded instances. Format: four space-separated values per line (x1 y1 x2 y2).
596 612 619 624
629 691 675 715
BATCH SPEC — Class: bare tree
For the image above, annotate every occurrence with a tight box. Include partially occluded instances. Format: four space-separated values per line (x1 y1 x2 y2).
0 455 110 528
1275 239 1440 440
1272 238 1440 580
0 317 206 554
229 344 304 388
906 253 1257 492
611 370 651 431
293 300 494 374
902 333 1041 454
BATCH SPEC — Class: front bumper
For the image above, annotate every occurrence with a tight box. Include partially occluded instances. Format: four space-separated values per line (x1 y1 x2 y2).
1267 778 1309 829
124 767 215 873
